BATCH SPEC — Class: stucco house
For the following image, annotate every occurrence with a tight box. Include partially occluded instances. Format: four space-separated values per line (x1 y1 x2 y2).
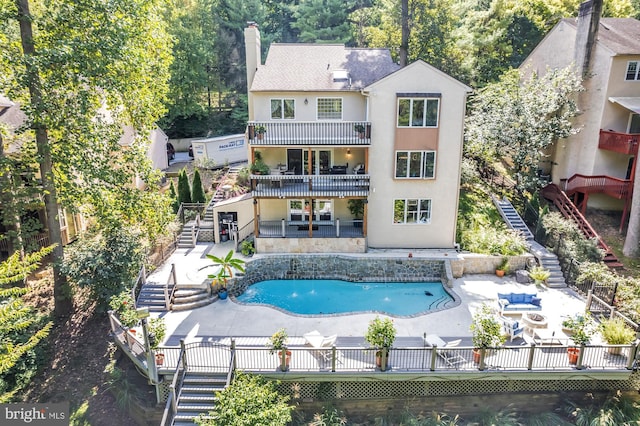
244 24 471 253
520 3 640 229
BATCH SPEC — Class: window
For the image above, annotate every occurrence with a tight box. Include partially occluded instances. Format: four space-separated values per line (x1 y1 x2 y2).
397 98 439 127
395 151 436 178
288 200 332 221
626 61 640 81
394 199 431 224
271 99 295 119
317 98 342 120
629 113 640 133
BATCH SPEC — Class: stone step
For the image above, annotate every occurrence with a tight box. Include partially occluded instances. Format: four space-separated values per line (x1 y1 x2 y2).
173 293 210 304
171 296 216 311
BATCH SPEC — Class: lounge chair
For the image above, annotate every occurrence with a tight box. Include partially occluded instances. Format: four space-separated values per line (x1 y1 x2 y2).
303 330 338 362
424 334 466 368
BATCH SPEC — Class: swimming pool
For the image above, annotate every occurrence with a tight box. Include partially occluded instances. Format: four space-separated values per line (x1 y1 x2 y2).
234 279 454 316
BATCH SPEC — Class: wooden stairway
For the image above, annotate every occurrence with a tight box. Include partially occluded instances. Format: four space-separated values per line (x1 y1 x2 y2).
541 184 623 268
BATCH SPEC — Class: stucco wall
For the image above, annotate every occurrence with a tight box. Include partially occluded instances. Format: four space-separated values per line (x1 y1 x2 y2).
251 91 366 122
365 61 469 249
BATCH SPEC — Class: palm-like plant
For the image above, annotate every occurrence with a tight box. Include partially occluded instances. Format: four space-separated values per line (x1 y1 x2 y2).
205 250 246 288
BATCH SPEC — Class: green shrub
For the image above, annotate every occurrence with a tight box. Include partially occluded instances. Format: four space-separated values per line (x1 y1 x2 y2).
62 227 146 311
600 317 635 345
191 169 206 203
196 371 292 425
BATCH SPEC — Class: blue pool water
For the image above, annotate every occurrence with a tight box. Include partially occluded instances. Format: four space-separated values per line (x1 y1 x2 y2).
235 279 453 316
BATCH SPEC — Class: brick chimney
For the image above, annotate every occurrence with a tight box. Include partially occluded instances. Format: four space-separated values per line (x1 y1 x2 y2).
574 0 603 77
244 22 261 120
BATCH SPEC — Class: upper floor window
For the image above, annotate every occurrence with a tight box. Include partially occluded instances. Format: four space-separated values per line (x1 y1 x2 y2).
271 99 295 119
625 61 640 81
395 151 436 179
397 97 439 127
317 98 342 120
393 198 431 224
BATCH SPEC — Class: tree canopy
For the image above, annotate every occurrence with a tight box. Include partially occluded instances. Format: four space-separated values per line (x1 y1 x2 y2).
465 66 583 194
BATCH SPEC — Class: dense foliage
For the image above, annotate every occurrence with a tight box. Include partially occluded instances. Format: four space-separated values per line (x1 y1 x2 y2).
196 371 293 425
62 227 146 311
0 246 54 402
465 66 583 195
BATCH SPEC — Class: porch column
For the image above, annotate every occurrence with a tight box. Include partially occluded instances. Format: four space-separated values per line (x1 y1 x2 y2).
308 198 314 238
253 199 259 237
363 199 368 237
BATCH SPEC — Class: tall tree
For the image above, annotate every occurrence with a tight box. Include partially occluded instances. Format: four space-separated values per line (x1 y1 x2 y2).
465 66 583 194
292 0 359 44
3 0 173 315
178 169 192 205
191 169 206 204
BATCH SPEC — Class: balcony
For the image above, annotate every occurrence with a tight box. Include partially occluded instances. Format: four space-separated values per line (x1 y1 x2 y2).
564 174 632 200
257 219 364 238
252 173 369 198
599 130 639 155
248 121 371 146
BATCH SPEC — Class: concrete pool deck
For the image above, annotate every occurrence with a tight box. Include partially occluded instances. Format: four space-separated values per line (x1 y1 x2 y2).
148 241 589 347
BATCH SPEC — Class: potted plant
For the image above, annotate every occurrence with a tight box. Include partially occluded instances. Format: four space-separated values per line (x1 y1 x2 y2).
255 125 266 139
364 316 396 371
354 123 366 138
148 317 166 366
600 317 635 355
470 304 505 365
206 250 246 300
529 265 551 286
250 151 270 175
240 239 255 257
347 199 365 228
562 313 598 364
268 328 290 371
495 257 509 277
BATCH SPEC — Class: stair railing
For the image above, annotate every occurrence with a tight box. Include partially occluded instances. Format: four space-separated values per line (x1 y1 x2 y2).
164 264 178 310
160 339 188 426
132 265 146 309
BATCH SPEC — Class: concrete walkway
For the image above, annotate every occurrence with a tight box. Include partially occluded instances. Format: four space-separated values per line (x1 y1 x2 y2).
147 242 589 347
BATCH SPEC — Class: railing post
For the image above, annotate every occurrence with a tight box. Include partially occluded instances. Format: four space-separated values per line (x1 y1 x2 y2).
172 263 177 286
627 342 638 370
478 348 486 371
281 219 286 237
576 344 586 370
586 290 593 312
527 343 536 370
231 338 237 371
430 346 437 371
180 339 187 370
331 346 336 372
336 218 340 237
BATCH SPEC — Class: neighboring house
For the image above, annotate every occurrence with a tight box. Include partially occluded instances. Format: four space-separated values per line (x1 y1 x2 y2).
521 3 640 229
0 96 86 259
119 124 171 189
0 94 167 259
244 24 471 253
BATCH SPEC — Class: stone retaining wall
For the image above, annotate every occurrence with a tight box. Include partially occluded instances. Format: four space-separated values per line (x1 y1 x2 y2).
232 255 450 296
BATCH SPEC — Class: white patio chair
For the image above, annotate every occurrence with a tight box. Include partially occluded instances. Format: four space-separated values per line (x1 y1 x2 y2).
424 334 466 368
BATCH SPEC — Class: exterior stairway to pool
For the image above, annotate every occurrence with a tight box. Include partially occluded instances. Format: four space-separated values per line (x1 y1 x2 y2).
492 196 566 288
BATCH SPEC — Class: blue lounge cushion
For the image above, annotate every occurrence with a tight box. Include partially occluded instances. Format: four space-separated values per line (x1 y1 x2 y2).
531 297 542 307
523 294 535 304
511 293 525 303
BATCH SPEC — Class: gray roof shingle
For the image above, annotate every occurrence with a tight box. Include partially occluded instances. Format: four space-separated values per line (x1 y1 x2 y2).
563 17 640 55
250 44 401 92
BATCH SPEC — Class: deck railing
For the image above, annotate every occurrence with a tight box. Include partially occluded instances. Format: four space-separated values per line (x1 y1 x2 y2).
565 174 632 200
248 121 371 145
148 340 637 375
599 129 639 155
257 219 364 238
252 174 369 198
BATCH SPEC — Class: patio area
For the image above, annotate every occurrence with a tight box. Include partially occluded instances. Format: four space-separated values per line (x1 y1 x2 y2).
147 241 590 347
